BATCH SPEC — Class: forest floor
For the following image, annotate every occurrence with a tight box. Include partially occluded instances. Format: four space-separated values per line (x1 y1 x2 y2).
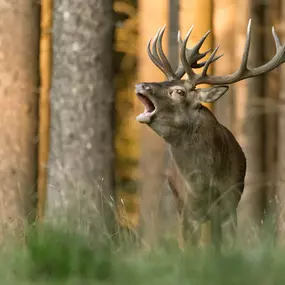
0 225 284 285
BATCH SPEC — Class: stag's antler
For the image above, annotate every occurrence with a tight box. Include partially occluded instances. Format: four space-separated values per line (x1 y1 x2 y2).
147 26 221 80
180 19 285 86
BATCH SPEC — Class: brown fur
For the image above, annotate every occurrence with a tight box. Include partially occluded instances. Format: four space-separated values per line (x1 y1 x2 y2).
136 80 246 247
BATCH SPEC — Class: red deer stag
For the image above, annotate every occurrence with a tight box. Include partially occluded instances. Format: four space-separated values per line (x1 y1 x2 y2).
135 19 285 247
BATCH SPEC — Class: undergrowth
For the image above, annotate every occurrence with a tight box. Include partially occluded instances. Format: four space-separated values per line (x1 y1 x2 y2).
0 224 284 285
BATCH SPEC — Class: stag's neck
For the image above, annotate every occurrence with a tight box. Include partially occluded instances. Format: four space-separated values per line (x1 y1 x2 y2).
169 105 219 148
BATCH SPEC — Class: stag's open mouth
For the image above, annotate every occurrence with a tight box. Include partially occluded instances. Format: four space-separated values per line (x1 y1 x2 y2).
136 93 156 123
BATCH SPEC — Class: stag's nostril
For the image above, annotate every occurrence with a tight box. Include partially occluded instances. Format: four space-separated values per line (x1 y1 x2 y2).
136 83 152 93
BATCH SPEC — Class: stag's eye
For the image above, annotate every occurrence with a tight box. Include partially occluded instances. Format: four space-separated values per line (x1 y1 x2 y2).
176 89 185 96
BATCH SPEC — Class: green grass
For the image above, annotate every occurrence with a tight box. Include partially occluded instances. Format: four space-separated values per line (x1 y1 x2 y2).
0 225 285 285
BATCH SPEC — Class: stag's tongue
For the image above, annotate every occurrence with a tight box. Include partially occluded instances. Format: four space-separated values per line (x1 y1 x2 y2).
136 94 155 123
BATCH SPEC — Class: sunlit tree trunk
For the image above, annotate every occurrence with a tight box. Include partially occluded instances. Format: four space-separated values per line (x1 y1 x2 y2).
213 0 235 130
137 0 168 246
179 0 213 111
237 0 266 245
276 1 285 245
263 0 281 232
37 0 52 221
0 1 39 241
114 0 140 230
46 0 115 235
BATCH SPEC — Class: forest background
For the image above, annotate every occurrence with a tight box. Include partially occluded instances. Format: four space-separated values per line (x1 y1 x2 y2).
0 0 285 284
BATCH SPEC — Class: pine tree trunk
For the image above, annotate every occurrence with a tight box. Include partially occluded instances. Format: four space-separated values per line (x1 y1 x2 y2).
276 1 285 245
263 0 281 237
237 0 266 244
46 0 115 235
0 1 39 241
37 0 52 221
137 0 168 246
213 0 235 130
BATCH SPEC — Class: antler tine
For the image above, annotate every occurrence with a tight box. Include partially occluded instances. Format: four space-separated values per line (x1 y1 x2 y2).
193 50 224 68
238 18 252 73
175 28 223 79
272 26 282 51
192 30 211 56
180 26 197 80
147 38 163 72
147 27 176 80
157 26 176 79
194 18 285 86
147 30 165 73
177 30 183 45
200 46 220 77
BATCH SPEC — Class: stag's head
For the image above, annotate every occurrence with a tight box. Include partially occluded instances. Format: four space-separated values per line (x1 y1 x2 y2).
136 19 285 141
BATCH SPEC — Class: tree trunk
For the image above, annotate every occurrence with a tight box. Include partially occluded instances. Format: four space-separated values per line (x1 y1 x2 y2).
276 1 285 245
237 0 266 244
114 0 140 230
0 1 39 241
137 0 168 247
37 0 52 221
46 0 115 235
213 0 235 130
263 0 281 238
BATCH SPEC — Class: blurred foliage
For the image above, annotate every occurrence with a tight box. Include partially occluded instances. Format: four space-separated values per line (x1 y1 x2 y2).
114 0 139 229
1 224 285 284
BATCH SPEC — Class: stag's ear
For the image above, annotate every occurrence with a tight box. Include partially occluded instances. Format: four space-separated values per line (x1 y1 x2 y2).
196 86 229 103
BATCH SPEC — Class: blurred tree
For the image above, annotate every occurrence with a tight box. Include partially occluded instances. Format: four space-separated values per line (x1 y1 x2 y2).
213 0 235 130
0 1 39 241
37 0 52 221
114 0 140 230
263 0 281 236
137 0 168 246
46 0 116 235
277 1 285 245
237 0 266 244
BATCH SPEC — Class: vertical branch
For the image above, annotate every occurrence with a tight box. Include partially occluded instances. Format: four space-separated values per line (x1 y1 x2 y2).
37 0 53 221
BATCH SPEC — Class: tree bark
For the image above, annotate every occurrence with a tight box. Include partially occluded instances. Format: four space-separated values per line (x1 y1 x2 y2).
114 0 140 230
263 0 281 237
237 0 266 244
37 0 52 221
276 1 285 245
137 0 168 246
46 0 115 235
0 0 39 241
213 0 235 130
